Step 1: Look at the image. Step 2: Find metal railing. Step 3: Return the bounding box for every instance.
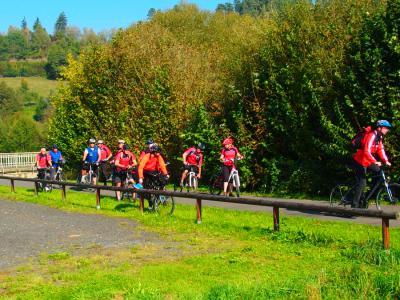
[0,152,36,173]
[0,175,398,250]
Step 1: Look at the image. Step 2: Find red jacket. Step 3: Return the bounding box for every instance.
[353,130,389,167]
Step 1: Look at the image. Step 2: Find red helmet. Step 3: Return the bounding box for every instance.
[222,138,233,145]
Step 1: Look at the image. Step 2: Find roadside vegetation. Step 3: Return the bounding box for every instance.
[48,0,400,198]
[0,186,399,299]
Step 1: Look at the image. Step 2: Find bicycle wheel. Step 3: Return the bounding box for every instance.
[329,184,353,207]
[191,175,198,192]
[45,173,52,192]
[233,174,240,197]
[376,183,400,210]
[152,194,175,216]
[209,175,222,195]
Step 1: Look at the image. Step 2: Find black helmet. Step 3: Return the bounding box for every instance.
[88,138,96,143]
[123,144,130,151]
[52,144,58,149]
[150,144,161,153]
[197,143,205,150]
[146,139,154,145]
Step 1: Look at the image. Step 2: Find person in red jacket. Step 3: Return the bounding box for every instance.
[114,144,137,201]
[138,144,169,186]
[97,140,112,186]
[352,120,392,208]
[180,143,205,186]
[220,138,243,196]
[36,147,52,191]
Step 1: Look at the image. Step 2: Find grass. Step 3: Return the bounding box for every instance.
[0,185,400,299]
[0,77,60,98]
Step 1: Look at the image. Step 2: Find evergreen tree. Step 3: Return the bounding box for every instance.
[54,12,67,39]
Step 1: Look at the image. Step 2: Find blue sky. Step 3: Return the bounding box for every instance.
[0,0,223,34]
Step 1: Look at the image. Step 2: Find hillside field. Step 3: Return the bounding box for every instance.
[0,77,60,98]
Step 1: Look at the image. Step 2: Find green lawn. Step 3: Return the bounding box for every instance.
[0,186,399,299]
[0,77,60,98]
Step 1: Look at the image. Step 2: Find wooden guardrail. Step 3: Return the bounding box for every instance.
[0,175,398,250]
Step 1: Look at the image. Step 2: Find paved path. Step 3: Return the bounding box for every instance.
[1,179,399,227]
[0,199,159,268]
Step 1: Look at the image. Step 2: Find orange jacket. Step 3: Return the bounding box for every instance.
[138,153,168,179]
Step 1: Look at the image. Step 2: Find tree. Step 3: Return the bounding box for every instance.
[54,12,67,39]
[7,26,26,59]
[0,82,23,116]
[45,41,68,79]
[31,18,51,58]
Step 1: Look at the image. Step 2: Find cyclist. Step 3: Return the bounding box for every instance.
[352,120,392,208]
[97,139,112,185]
[114,144,137,201]
[138,144,169,187]
[81,138,101,185]
[139,139,154,162]
[179,143,205,187]
[220,138,243,196]
[49,145,63,181]
[36,147,52,190]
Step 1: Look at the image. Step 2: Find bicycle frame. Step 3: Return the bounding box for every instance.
[362,170,387,203]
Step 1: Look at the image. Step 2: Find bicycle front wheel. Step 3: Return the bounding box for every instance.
[233,175,240,197]
[209,175,222,195]
[152,195,175,216]
[189,175,198,192]
[330,184,353,207]
[376,183,400,210]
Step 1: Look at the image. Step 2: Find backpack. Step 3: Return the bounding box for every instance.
[351,126,372,149]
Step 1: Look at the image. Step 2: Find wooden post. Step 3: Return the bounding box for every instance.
[34,182,38,196]
[96,188,101,210]
[139,194,144,213]
[273,206,280,231]
[61,184,66,201]
[10,179,15,193]
[382,218,390,250]
[196,198,202,224]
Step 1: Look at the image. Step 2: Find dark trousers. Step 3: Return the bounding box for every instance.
[98,162,109,185]
[353,162,380,208]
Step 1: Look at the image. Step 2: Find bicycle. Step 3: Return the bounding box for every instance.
[209,173,223,195]
[177,165,199,192]
[120,168,137,201]
[209,158,242,197]
[80,162,98,185]
[330,167,400,210]
[51,158,66,188]
[143,172,175,215]
[37,168,52,192]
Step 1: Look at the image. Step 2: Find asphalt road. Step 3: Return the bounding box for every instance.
[1,178,399,227]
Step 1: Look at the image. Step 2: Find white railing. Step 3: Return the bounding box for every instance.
[0,152,37,173]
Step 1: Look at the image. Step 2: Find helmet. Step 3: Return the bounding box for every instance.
[376,120,392,128]
[146,139,154,145]
[88,138,96,143]
[118,139,125,144]
[52,144,58,149]
[97,139,104,144]
[150,144,161,153]
[197,143,205,150]
[222,138,233,145]
[122,144,130,151]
